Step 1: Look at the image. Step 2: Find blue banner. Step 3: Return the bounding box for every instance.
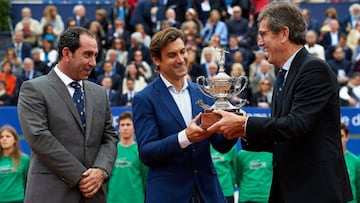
[1,106,360,155]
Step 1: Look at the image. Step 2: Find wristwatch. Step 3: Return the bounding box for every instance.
[102,169,109,181]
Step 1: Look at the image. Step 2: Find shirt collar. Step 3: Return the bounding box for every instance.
[54,65,83,87]
[160,74,189,92]
[282,47,302,72]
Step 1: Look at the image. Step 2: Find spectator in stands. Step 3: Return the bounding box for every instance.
[14,58,43,102]
[302,8,321,35]
[339,72,360,107]
[340,123,360,203]
[39,34,58,69]
[40,24,58,48]
[227,6,249,47]
[40,5,64,37]
[353,54,360,73]
[187,49,203,82]
[108,0,133,32]
[210,145,237,203]
[200,47,215,78]
[235,150,273,203]
[70,5,89,28]
[231,0,251,19]
[66,18,76,29]
[337,33,353,62]
[157,0,188,24]
[100,76,120,107]
[248,50,266,86]
[106,18,131,50]
[320,7,339,35]
[96,60,123,92]
[130,0,159,36]
[328,46,352,86]
[30,47,50,75]
[95,8,110,34]
[14,7,42,37]
[122,63,147,94]
[88,21,106,63]
[251,77,273,108]
[346,21,360,57]
[2,48,22,76]
[184,8,204,38]
[134,24,151,48]
[0,80,12,105]
[117,78,136,106]
[106,38,128,67]
[207,62,218,78]
[193,0,227,24]
[225,35,251,72]
[8,30,32,63]
[0,125,30,203]
[127,32,152,66]
[321,19,342,52]
[181,21,202,61]
[104,49,126,78]
[0,61,17,96]
[304,30,326,60]
[250,59,275,95]
[163,8,181,29]
[341,3,360,34]
[200,35,222,64]
[107,112,147,203]
[19,17,38,47]
[131,50,153,82]
[201,9,228,47]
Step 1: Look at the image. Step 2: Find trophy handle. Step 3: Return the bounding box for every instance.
[232,76,248,96]
[235,98,249,108]
[196,76,214,99]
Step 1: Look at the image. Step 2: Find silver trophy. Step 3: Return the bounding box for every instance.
[196,48,248,128]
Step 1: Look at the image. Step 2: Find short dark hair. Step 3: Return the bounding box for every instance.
[57,26,95,60]
[118,111,132,123]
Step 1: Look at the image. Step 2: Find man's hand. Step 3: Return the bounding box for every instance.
[186,113,212,142]
[207,109,247,139]
[78,168,105,198]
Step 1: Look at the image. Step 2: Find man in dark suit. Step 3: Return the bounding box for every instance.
[118,78,135,106]
[8,30,32,61]
[132,27,237,203]
[17,27,119,203]
[209,3,353,202]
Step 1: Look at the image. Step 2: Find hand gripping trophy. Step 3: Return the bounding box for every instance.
[196,48,248,129]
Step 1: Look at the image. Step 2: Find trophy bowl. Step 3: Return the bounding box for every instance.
[196,48,248,129]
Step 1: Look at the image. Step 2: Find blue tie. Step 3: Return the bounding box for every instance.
[276,69,287,105]
[70,82,86,129]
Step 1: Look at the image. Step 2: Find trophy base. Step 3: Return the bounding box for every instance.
[200,109,243,129]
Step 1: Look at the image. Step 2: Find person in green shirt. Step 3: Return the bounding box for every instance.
[0,125,30,203]
[235,150,272,203]
[211,145,237,203]
[107,112,147,203]
[341,123,360,203]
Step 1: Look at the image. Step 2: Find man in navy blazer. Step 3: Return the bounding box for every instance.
[132,27,237,203]
[210,3,353,203]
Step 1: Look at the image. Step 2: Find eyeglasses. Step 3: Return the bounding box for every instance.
[258,30,272,41]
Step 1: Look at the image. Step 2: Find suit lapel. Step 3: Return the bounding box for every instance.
[188,82,203,118]
[83,81,94,138]
[274,48,307,117]
[153,77,187,128]
[48,70,85,134]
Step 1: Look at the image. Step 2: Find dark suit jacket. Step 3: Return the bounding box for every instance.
[132,76,237,203]
[117,92,132,106]
[320,31,342,50]
[8,42,32,61]
[17,69,119,203]
[242,48,353,202]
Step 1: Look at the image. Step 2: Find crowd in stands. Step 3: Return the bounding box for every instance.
[1,0,360,108]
